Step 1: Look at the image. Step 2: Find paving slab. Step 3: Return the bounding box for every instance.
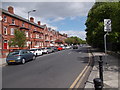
[85,49,119,89]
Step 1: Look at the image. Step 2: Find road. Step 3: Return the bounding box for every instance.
[2,46,90,88]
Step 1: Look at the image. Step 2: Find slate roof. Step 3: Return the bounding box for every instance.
[2,9,45,29]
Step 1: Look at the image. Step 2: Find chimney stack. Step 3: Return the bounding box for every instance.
[30,17,34,23]
[8,6,14,14]
[38,21,41,25]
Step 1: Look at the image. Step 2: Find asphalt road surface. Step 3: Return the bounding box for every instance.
[3,46,90,88]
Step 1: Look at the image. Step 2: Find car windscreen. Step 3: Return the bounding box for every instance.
[29,49,36,51]
[37,49,41,50]
[41,48,45,50]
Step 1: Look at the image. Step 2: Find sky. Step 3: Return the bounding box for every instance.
[2,1,95,40]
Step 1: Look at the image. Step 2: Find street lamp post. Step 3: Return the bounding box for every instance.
[27,10,36,49]
[28,10,36,21]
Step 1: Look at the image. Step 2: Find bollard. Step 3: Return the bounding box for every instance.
[99,56,103,83]
[93,78,103,90]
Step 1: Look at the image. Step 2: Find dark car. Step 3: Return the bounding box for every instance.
[6,50,36,65]
[50,46,58,52]
[72,45,78,49]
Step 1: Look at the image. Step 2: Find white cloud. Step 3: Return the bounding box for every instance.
[60,30,86,40]
[50,17,65,22]
[70,16,76,20]
[2,0,96,2]
[2,2,90,42]
[2,2,94,18]
[2,2,94,32]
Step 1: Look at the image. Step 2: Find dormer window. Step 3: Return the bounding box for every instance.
[3,16,7,22]
[12,19,15,24]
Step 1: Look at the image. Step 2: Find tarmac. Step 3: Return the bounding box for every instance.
[85,48,120,89]
[0,48,119,89]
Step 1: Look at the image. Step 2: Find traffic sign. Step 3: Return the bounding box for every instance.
[104,19,111,32]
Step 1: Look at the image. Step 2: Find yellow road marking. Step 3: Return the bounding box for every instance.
[69,53,91,89]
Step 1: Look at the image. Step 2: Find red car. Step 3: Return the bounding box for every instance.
[56,46,63,51]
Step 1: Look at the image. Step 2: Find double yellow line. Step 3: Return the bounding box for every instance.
[69,53,91,90]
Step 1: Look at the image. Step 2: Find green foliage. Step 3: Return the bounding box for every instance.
[65,36,86,45]
[86,2,120,52]
[8,29,26,48]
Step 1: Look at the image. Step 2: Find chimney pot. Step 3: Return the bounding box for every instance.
[38,21,41,25]
[30,17,34,22]
[8,6,14,14]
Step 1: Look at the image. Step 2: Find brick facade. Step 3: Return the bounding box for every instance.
[0,6,67,57]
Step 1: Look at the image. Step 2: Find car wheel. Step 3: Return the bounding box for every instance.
[7,63,11,65]
[32,56,36,60]
[36,53,38,56]
[21,58,26,64]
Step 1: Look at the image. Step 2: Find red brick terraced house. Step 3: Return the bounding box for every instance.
[0,6,67,58]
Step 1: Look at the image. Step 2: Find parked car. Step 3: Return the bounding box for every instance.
[56,46,63,51]
[61,46,66,50]
[6,50,36,65]
[50,46,58,52]
[72,45,78,49]
[65,46,71,49]
[46,47,53,53]
[29,48,43,56]
[41,47,53,54]
[41,47,48,54]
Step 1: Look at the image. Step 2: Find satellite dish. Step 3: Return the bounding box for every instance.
[0,16,2,21]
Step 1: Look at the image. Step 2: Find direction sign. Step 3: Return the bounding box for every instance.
[104,19,111,32]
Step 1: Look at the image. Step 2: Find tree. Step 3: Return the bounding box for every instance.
[65,36,86,45]
[8,29,26,49]
[85,2,120,52]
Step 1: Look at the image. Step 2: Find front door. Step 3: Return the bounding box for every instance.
[4,40,7,49]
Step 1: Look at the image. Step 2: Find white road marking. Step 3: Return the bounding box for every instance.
[68,52,71,54]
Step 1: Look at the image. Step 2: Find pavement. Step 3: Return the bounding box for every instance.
[0,58,6,66]
[85,48,120,89]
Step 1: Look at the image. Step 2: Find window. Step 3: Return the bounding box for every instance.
[10,28,14,35]
[34,28,36,31]
[25,31,29,37]
[3,27,7,35]
[22,22,24,27]
[12,19,15,24]
[36,34,39,38]
[26,41,29,46]
[30,34,32,38]
[3,16,7,22]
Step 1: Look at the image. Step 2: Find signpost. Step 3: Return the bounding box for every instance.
[104,19,111,54]
[93,19,112,90]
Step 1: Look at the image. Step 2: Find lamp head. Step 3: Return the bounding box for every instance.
[33,10,36,12]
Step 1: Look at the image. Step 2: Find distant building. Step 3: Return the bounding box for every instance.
[1,6,67,57]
